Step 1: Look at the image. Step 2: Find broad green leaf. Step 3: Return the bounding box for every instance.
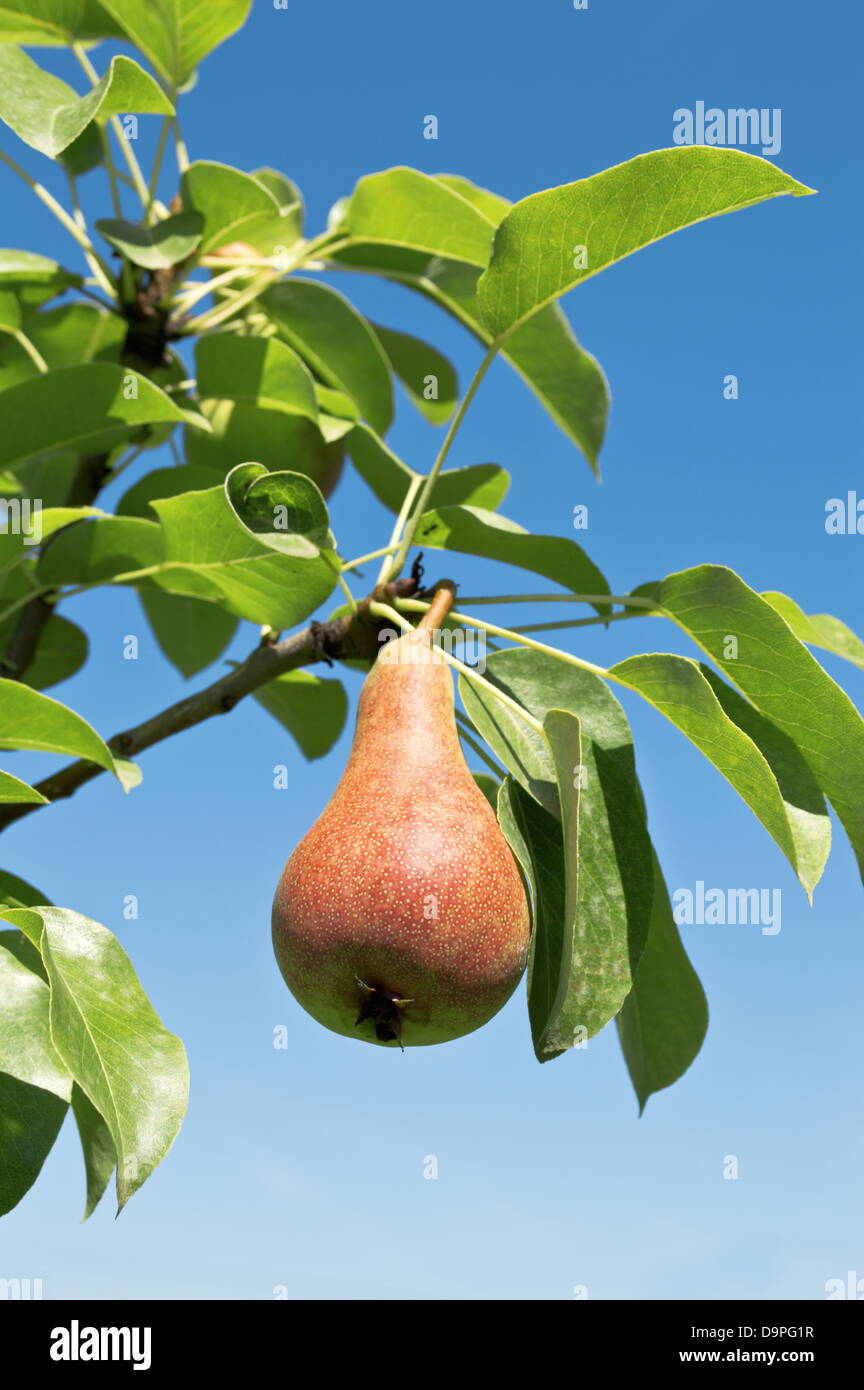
[415,505,611,614]
[0,2,123,46]
[346,422,509,514]
[59,120,102,176]
[497,777,569,1053]
[0,1069,67,1215]
[1,503,100,577]
[262,280,393,435]
[344,166,495,267]
[0,769,48,804]
[0,48,173,159]
[0,302,125,392]
[149,480,338,628]
[372,323,457,425]
[0,868,49,910]
[184,399,343,493]
[196,333,319,424]
[762,591,864,673]
[117,464,224,518]
[0,940,71,1097]
[478,148,815,339]
[225,462,332,551]
[700,664,831,899]
[96,0,251,88]
[644,566,864,884]
[466,650,654,1053]
[251,670,347,760]
[0,363,206,472]
[180,161,290,255]
[0,937,71,1215]
[328,214,609,472]
[38,515,164,587]
[252,166,304,244]
[0,288,20,330]
[0,249,82,305]
[609,652,822,896]
[0,681,131,785]
[5,906,188,1212]
[616,847,709,1112]
[95,212,202,270]
[435,172,510,221]
[71,1083,115,1220]
[141,591,237,679]
[23,615,89,691]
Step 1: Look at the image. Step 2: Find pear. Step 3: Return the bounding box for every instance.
[271,591,530,1047]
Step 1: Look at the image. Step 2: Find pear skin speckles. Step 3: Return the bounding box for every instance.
[272,630,530,1047]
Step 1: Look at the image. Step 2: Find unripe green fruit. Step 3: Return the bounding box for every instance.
[271,625,530,1046]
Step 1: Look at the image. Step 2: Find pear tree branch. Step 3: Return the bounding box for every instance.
[0,580,421,835]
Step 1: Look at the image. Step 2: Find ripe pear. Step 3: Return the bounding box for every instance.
[271,596,530,1047]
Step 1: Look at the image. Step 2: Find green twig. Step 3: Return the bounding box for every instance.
[0,148,115,294]
[384,341,500,582]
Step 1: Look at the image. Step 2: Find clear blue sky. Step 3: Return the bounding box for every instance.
[1,0,861,1299]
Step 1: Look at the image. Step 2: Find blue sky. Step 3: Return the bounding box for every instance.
[1,0,861,1298]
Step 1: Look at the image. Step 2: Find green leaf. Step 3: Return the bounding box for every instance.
[0,868,49,911]
[0,769,48,804]
[415,505,611,614]
[0,301,125,392]
[252,166,304,243]
[38,515,164,587]
[70,1083,115,1220]
[466,650,655,1054]
[478,148,815,339]
[180,161,290,255]
[0,680,132,786]
[328,208,609,473]
[346,422,509,514]
[700,664,831,899]
[95,211,202,270]
[0,937,71,1215]
[0,288,20,330]
[4,906,188,1212]
[140,591,237,679]
[195,332,319,423]
[0,363,206,473]
[95,0,251,88]
[24,615,89,691]
[148,476,338,628]
[117,464,224,519]
[251,670,347,760]
[0,249,82,305]
[616,847,709,1113]
[609,652,827,898]
[762,591,864,673]
[0,2,123,46]
[0,48,173,159]
[641,566,864,885]
[184,400,343,494]
[262,280,393,435]
[225,462,332,551]
[344,166,495,267]
[371,323,457,425]
[0,940,71,1098]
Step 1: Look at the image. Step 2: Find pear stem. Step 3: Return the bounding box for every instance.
[368,601,544,735]
[417,582,456,630]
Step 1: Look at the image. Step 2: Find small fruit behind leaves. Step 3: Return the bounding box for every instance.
[271,594,530,1047]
